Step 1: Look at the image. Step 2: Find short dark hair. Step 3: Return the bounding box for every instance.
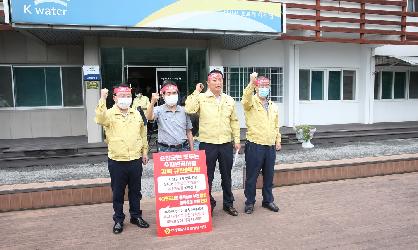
[208,69,224,78]
[160,80,178,94]
[162,80,177,88]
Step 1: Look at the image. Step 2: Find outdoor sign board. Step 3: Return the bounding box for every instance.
[9,0,284,34]
[153,150,212,237]
[82,65,101,81]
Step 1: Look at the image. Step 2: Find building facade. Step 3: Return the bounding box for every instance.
[0,0,418,142]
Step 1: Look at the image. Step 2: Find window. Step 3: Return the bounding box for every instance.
[299,69,356,101]
[188,49,207,94]
[311,71,324,100]
[343,70,356,100]
[410,71,418,98]
[374,72,380,100]
[408,0,418,12]
[101,48,123,92]
[225,67,241,100]
[375,71,409,100]
[299,69,310,100]
[14,67,49,107]
[224,67,283,102]
[381,71,393,99]
[0,66,13,107]
[62,67,83,106]
[45,67,62,106]
[328,71,341,100]
[394,72,406,99]
[0,66,82,108]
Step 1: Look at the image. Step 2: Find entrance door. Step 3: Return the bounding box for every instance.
[156,67,187,104]
[125,66,156,98]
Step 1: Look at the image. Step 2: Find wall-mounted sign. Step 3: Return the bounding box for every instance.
[86,81,99,90]
[82,65,101,81]
[153,150,212,237]
[9,0,284,34]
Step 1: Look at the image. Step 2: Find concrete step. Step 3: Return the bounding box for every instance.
[0,152,108,168]
[281,126,418,148]
[1,153,417,212]
[2,123,418,168]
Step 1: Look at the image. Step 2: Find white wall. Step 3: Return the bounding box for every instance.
[298,43,365,125]
[221,39,286,127]
[221,39,286,66]
[375,45,418,57]
[0,109,86,139]
[373,65,418,123]
[299,43,361,68]
[374,100,418,123]
[299,102,362,125]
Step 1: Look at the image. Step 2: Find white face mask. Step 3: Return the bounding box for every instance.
[117,97,132,109]
[164,94,178,106]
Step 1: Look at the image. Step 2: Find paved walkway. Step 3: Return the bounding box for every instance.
[2,172,418,249]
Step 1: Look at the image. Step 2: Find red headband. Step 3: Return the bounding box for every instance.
[256,77,270,86]
[208,72,223,81]
[113,86,131,94]
[160,84,178,95]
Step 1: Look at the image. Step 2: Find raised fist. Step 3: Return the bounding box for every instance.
[250,72,258,85]
[195,83,204,93]
[151,93,160,104]
[100,88,109,99]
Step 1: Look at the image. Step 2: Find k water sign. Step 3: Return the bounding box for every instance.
[8,0,284,34]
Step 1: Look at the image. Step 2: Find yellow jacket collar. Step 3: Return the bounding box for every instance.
[205,89,224,98]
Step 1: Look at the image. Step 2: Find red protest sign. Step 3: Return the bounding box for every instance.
[153,150,212,237]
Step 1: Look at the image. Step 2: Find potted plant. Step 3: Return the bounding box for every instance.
[294,125,316,148]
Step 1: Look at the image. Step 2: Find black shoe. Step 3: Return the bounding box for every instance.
[223,205,238,216]
[130,217,150,228]
[245,204,254,214]
[113,222,123,234]
[262,202,279,212]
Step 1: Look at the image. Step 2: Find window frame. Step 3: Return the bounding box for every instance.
[224,66,284,102]
[374,70,409,101]
[408,0,418,12]
[0,65,15,110]
[0,65,84,110]
[409,70,418,99]
[299,68,358,102]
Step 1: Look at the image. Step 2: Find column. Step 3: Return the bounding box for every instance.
[359,45,375,124]
[283,41,300,127]
[84,36,102,143]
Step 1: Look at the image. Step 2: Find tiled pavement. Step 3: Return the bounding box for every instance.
[2,172,418,250]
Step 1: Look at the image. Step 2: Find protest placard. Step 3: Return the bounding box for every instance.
[153,150,212,237]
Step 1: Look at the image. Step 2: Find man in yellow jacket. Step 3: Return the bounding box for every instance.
[185,69,241,216]
[241,73,281,214]
[132,87,150,111]
[95,84,149,234]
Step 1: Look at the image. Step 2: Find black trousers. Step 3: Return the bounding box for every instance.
[244,141,276,205]
[199,142,234,208]
[108,158,143,223]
